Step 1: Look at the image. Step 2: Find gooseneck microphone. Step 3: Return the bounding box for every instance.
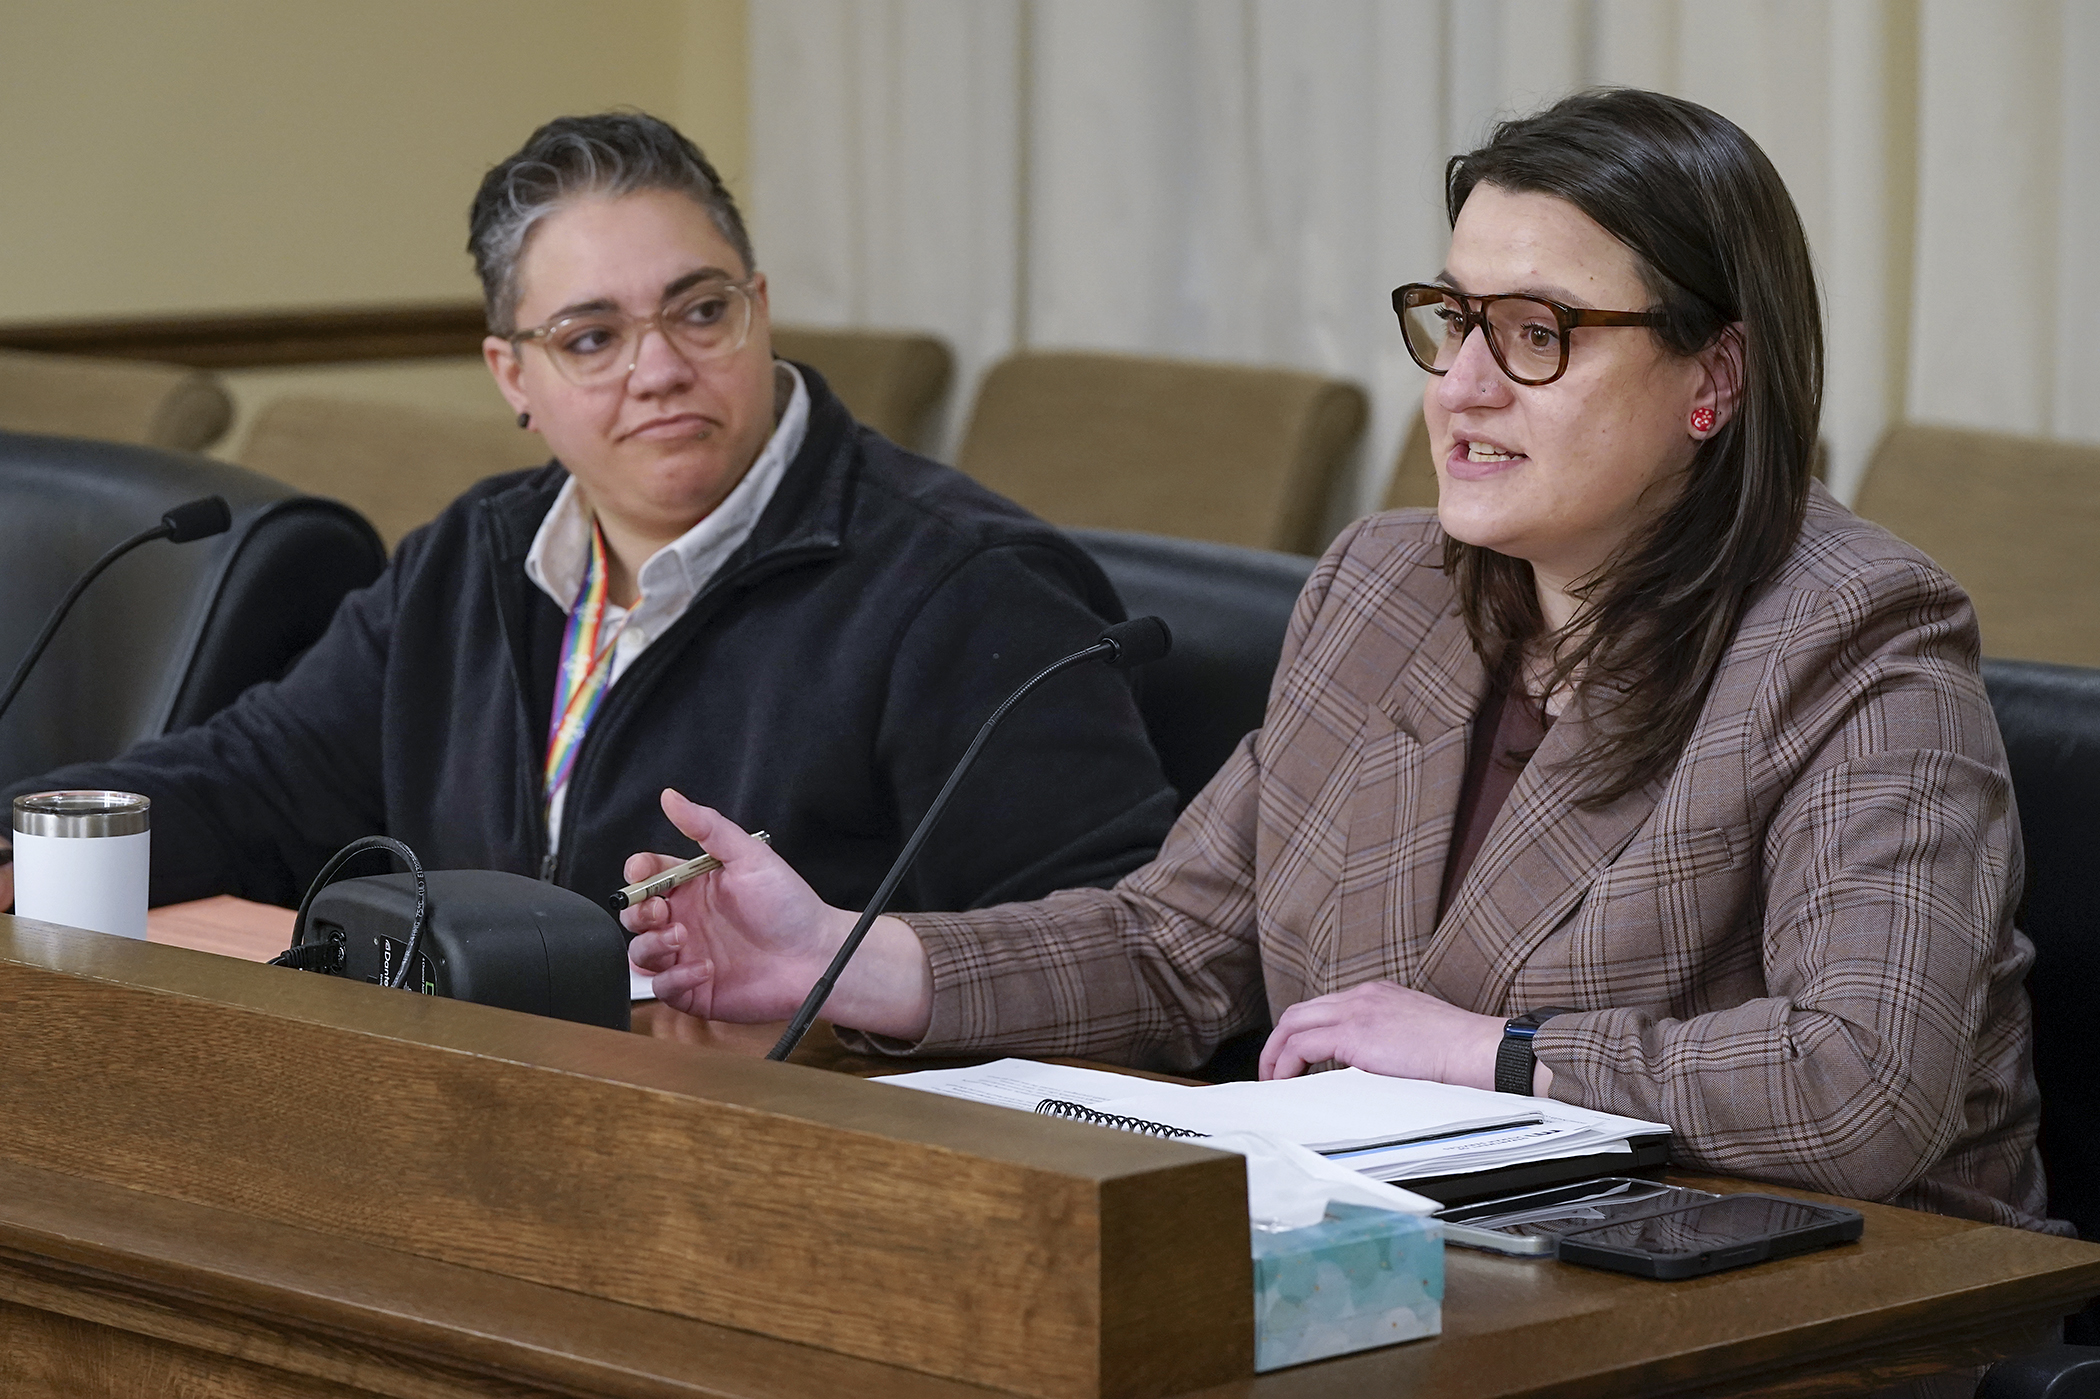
[0,496,233,726]
[767,615,1173,1061]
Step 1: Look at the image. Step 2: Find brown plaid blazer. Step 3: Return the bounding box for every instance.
[873,488,2057,1232]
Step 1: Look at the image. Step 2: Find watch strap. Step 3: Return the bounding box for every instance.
[1496,1007,1577,1095]
[1494,1031,1537,1096]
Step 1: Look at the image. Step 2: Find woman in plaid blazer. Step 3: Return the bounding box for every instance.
[625,91,2053,1232]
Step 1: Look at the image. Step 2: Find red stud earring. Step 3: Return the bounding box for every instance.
[1690,407,1717,435]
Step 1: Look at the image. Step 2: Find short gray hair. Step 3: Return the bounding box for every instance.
[468,111,755,335]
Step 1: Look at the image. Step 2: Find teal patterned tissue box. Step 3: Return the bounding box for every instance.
[1250,1202,1443,1371]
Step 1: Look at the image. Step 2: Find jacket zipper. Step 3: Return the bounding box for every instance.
[533,546,835,890]
[485,497,563,888]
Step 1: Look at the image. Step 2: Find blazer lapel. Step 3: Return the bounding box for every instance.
[1423,685,1662,1013]
[1327,608,1487,994]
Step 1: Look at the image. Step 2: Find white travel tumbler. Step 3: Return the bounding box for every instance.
[11,790,151,940]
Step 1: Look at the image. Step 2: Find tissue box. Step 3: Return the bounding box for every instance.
[1250,1202,1443,1371]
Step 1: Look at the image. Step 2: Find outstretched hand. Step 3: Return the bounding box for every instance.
[621,791,850,1021]
[621,790,934,1039]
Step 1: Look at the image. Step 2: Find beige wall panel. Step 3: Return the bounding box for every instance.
[0,0,749,322]
[680,0,751,191]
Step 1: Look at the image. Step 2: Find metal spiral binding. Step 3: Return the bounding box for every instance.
[1032,1099,1210,1139]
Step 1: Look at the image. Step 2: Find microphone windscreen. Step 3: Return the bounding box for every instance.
[162,496,232,543]
[1101,615,1172,670]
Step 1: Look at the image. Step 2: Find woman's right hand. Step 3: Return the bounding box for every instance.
[621,790,933,1038]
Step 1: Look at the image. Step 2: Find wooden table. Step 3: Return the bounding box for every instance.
[73,897,2100,1398]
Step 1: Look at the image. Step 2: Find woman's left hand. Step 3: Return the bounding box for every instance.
[1258,980,1517,1091]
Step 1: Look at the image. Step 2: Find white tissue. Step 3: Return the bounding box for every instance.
[1201,1129,1439,1230]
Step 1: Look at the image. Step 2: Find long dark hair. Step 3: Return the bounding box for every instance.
[1443,89,1821,807]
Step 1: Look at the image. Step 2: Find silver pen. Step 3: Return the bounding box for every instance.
[607,830,771,912]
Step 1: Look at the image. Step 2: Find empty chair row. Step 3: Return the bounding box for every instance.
[0,347,232,452]
[0,332,1371,556]
[4,333,2095,667]
[231,339,1370,558]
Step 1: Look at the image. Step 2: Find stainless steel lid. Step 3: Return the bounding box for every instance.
[12,790,151,838]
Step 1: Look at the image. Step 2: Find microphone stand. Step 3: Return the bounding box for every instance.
[0,497,232,727]
[767,617,1170,1061]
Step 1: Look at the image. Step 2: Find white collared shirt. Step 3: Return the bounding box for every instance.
[525,361,810,852]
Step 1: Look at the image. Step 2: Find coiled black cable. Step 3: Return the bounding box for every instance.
[268,836,427,990]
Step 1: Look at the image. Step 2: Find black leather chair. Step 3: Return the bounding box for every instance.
[1982,1346,2100,1399]
[1070,528,1314,1082]
[0,431,386,789]
[1975,659,2100,1399]
[1985,660,2100,1266]
[1069,528,1316,808]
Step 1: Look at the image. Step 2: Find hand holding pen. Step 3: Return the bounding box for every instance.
[609,829,771,912]
[620,791,930,1032]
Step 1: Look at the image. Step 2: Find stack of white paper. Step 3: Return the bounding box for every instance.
[878,1060,1668,1184]
[1087,1069,1666,1182]
[875,1058,1141,1111]
[877,1058,1663,1176]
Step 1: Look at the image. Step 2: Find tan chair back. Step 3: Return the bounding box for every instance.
[1853,422,2100,666]
[238,397,547,549]
[0,347,232,451]
[770,327,953,453]
[955,351,1366,554]
[1384,409,1439,511]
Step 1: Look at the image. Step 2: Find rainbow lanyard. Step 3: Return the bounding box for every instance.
[543,520,630,816]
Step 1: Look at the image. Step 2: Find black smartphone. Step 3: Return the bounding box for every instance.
[1435,1178,1719,1256]
[1554,1193,1864,1279]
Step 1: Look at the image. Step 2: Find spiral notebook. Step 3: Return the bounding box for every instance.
[1031,1084,1542,1152]
[881,1060,1672,1205]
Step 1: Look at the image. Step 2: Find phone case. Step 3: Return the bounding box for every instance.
[1554,1193,1864,1280]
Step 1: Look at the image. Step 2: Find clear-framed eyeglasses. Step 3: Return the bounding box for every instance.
[509,276,757,387]
[1391,282,1665,387]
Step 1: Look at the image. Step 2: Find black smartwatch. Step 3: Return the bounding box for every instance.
[1496,1007,1578,1095]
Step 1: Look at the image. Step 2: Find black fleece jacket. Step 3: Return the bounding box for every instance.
[8,368,1178,914]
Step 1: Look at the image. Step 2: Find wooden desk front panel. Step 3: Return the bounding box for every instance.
[6,1142,2098,1399]
[0,916,1253,1399]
